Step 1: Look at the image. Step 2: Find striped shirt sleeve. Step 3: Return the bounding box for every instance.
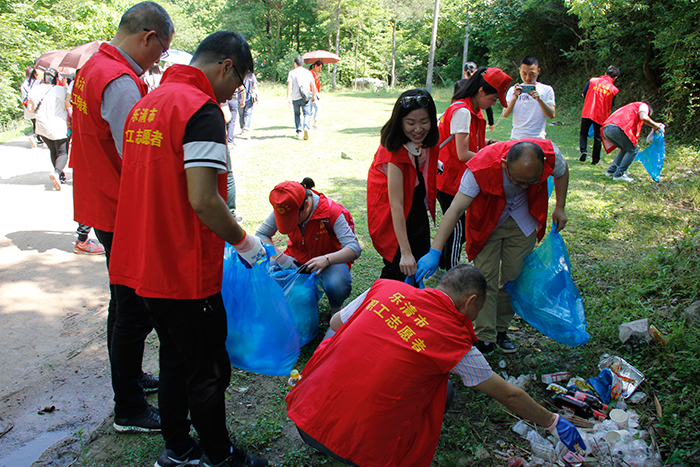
[183,103,228,174]
[450,347,494,387]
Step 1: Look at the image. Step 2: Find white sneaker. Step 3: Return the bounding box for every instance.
[605,172,614,177]
[613,173,634,182]
[297,132,303,140]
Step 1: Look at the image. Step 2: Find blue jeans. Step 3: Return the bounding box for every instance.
[292,99,312,133]
[604,124,639,177]
[226,100,239,143]
[238,99,254,131]
[311,99,320,123]
[319,263,352,309]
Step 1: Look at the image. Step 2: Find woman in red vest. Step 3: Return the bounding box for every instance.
[367,89,440,283]
[437,67,511,272]
[603,102,662,182]
[257,178,361,312]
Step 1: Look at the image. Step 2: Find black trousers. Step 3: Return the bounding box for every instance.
[579,118,603,164]
[44,137,68,174]
[94,229,152,419]
[437,190,466,271]
[138,291,239,463]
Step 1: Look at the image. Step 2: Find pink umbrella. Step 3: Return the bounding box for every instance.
[35,50,70,71]
[58,40,106,70]
[302,50,341,64]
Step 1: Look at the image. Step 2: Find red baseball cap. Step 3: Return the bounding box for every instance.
[269,181,306,234]
[483,67,512,107]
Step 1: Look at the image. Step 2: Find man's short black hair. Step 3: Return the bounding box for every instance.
[506,141,545,164]
[43,68,58,85]
[119,1,174,41]
[520,55,539,67]
[606,66,620,79]
[438,265,487,307]
[192,31,254,77]
[294,55,304,67]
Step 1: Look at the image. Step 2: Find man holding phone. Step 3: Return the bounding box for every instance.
[503,56,556,140]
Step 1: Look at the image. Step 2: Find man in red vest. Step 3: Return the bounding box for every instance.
[579,66,620,165]
[287,265,586,467]
[602,102,663,182]
[416,140,569,355]
[109,31,268,467]
[70,1,174,433]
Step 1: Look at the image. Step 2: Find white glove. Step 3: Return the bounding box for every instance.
[274,254,298,270]
[233,233,267,267]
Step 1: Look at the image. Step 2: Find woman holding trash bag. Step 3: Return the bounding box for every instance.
[602,102,663,183]
[438,67,511,273]
[256,178,361,313]
[366,89,440,283]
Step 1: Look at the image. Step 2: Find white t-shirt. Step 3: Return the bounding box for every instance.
[27,84,68,141]
[506,82,555,140]
[287,66,314,101]
[450,108,472,135]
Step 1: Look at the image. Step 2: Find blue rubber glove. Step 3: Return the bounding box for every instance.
[404,275,425,289]
[415,248,442,283]
[548,414,587,453]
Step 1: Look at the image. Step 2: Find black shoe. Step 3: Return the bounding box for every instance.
[496,332,517,353]
[114,405,161,433]
[59,172,66,183]
[155,439,203,467]
[140,372,159,394]
[591,159,600,165]
[200,451,268,467]
[473,340,494,355]
[579,152,587,162]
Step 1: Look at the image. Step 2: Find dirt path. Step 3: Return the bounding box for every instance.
[0,138,157,466]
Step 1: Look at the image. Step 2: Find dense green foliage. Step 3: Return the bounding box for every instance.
[2,0,700,139]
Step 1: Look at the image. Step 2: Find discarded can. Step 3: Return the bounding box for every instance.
[541,371,571,384]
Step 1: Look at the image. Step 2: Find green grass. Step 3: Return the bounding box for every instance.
[67,82,700,466]
[0,118,32,144]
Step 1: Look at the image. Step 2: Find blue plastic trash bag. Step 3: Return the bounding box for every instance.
[268,266,321,346]
[588,123,594,139]
[221,243,300,376]
[503,230,589,346]
[635,131,666,182]
[547,176,554,199]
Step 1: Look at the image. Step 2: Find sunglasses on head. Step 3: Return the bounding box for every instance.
[399,95,430,108]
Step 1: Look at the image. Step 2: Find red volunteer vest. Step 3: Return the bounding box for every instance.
[367,145,438,261]
[284,191,351,265]
[437,98,486,195]
[287,279,477,467]
[71,43,148,231]
[602,102,646,153]
[109,65,227,300]
[581,75,619,125]
[465,139,556,261]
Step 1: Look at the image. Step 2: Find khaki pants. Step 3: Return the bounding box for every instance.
[472,217,537,342]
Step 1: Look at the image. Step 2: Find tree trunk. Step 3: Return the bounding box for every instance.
[391,17,396,88]
[332,0,342,91]
[425,0,440,92]
[462,17,469,73]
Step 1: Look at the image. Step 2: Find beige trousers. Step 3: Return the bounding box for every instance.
[472,217,537,342]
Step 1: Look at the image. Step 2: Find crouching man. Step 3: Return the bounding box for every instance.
[286,265,585,467]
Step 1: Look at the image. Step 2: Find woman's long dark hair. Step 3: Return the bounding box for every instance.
[452,67,497,103]
[380,88,439,152]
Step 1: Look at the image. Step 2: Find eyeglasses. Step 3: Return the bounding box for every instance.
[504,163,540,188]
[399,95,430,109]
[217,60,245,87]
[143,29,169,59]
